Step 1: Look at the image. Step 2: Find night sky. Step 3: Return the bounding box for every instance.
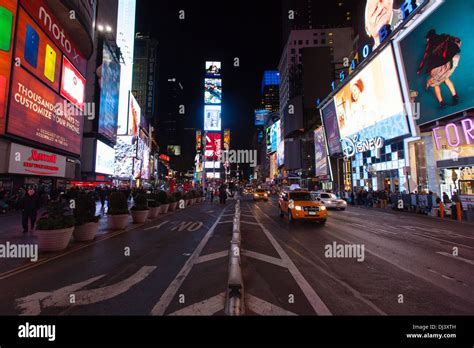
[135,0,283,171]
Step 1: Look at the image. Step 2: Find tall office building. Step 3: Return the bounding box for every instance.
[261,70,280,113]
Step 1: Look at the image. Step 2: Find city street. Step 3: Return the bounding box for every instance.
[0,196,472,316]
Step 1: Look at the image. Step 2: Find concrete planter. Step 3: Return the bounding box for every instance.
[73,222,98,242]
[185,199,191,206]
[148,207,160,219]
[37,227,74,252]
[107,214,129,230]
[160,204,170,214]
[168,202,178,212]
[131,210,149,223]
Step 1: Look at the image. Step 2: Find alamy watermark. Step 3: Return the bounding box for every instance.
[219,149,257,167]
[324,242,365,262]
[54,101,95,120]
[0,242,38,262]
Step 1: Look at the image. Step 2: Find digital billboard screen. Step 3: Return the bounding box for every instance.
[321,101,342,156]
[7,66,83,155]
[204,78,222,104]
[255,109,268,126]
[397,0,474,125]
[168,145,181,156]
[277,140,284,167]
[267,120,280,153]
[95,140,115,175]
[60,56,85,111]
[128,92,140,138]
[205,61,221,77]
[0,0,17,134]
[205,132,221,160]
[314,127,328,178]
[204,105,221,131]
[98,44,120,142]
[334,46,409,142]
[114,135,134,178]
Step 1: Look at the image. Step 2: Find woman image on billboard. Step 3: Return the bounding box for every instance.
[417,29,461,109]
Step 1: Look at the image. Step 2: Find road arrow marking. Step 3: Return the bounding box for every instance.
[16,266,157,315]
[242,250,286,268]
[246,294,296,316]
[195,250,228,264]
[144,220,169,231]
[169,292,225,315]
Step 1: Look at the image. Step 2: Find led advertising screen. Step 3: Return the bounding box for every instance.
[7,66,83,155]
[363,0,425,51]
[196,130,202,151]
[205,132,221,160]
[334,46,409,142]
[95,139,115,175]
[205,61,221,77]
[204,161,221,169]
[224,129,230,150]
[128,92,140,138]
[277,140,284,167]
[204,105,221,131]
[321,101,342,155]
[204,78,222,104]
[314,127,328,178]
[60,56,85,111]
[168,145,181,156]
[141,143,150,180]
[114,135,134,178]
[98,44,120,142]
[14,7,61,91]
[255,109,268,126]
[0,0,17,134]
[397,0,474,125]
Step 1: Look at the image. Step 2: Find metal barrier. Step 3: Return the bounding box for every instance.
[225,199,244,315]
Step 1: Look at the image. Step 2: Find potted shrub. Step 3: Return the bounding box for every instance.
[36,201,75,252]
[157,190,169,214]
[199,190,205,202]
[147,194,160,219]
[73,192,100,242]
[131,193,149,223]
[107,192,129,230]
[174,191,185,209]
[185,191,193,206]
[190,190,197,204]
[167,194,178,212]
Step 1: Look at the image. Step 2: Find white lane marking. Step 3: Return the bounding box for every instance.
[436,252,474,266]
[217,220,234,224]
[240,221,260,226]
[150,209,227,315]
[246,293,297,316]
[240,213,255,218]
[195,250,228,264]
[252,205,332,315]
[16,266,156,315]
[242,250,286,268]
[144,220,169,231]
[169,292,226,315]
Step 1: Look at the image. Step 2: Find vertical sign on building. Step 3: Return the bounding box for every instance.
[146,42,156,118]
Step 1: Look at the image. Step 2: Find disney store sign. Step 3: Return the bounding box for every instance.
[341,134,384,158]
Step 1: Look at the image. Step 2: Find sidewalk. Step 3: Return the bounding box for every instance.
[350,204,474,226]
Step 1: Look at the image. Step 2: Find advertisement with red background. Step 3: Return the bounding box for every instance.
[60,56,85,110]
[0,0,18,134]
[205,132,221,160]
[7,67,83,155]
[15,7,61,92]
[19,0,87,75]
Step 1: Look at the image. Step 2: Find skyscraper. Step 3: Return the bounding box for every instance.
[261,70,280,113]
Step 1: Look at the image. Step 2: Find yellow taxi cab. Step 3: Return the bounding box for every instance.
[254,188,269,201]
[279,189,327,224]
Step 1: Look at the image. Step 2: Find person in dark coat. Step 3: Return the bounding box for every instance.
[20,187,40,233]
[219,185,227,204]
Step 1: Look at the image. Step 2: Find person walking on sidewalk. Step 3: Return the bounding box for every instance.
[19,187,40,234]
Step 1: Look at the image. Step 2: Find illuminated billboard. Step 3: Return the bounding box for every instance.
[396,0,474,125]
[205,61,221,77]
[204,161,221,169]
[334,46,409,142]
[314,127,328,178]
[267,120,281,153]
[98,44,120,142]
[277,140,284,167]
[128,92,140,138]
[204,78,222,104]
[204,105,221,131]
[0,0,17,134]
[95,140,115,175]
[168,145,181,156]
[196,130,202,151]
[321,101,342,156]
[114,135,134,178]
[205,132,221,160]
[255,109,268,126]
[60,56,85,111]
[224,129,230,150]
[7,67,83,155]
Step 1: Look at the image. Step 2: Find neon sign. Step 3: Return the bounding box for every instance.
[341,134,384,158]
[433,118,473,150]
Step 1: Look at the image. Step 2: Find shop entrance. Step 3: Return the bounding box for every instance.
[378,170,400,192]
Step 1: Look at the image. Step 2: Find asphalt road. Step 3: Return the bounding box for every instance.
[0,195,472,316]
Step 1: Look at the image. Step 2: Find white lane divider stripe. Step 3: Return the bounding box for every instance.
[436,252,474,266]
[168,292,226,316]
